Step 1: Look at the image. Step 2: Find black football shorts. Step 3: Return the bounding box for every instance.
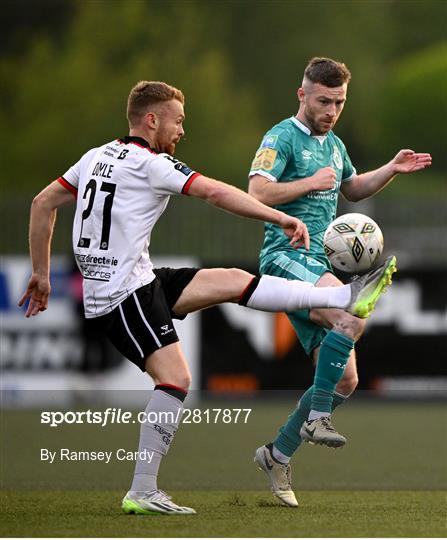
[91,267,199,371]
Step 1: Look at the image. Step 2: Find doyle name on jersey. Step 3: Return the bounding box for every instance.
[59,137,200,318]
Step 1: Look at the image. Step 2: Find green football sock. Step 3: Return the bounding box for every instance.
[310,330,354,415]
[273,387,347,457]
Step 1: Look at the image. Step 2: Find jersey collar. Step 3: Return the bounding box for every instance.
[290,116,311,135]
[290,116,328,144]
[119,135,159,152]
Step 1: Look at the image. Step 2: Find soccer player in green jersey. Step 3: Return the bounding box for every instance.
[249,57,432,507]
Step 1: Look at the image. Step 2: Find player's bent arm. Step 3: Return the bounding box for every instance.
[187,174,310,249]
[341,149,432,202]
[18,181,75,317]
[248,167,336,206]
[341,164,397,202]
[29,181,75,275]
[248,174,315,206]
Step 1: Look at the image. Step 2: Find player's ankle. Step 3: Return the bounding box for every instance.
[308,410,330,421]
[271,444,291,464]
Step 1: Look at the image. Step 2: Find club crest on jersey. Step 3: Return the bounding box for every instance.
[261,134,278,149]
[332,146,343,169]
[301,149,313,160]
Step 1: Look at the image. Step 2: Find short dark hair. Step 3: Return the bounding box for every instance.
[127,81,185,126]
[304,57,351,87]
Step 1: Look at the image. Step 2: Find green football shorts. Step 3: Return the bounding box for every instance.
[259,250,332,356]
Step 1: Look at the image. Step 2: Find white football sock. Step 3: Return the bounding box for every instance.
[272,445,291,464]
[245,275,351,312]
[130,387,185,493]
[308,410,331,421]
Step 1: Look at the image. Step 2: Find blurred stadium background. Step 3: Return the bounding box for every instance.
[1,0,446,516]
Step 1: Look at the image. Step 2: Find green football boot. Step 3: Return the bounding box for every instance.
[348,255,397,318]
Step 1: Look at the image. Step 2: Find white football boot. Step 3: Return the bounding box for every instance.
[300,415,346,448]
[254,444,298,507]
[122,489,196,515]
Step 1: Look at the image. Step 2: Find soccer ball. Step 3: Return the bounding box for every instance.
[323,213,384,274]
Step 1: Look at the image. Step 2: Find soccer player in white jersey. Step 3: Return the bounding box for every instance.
[249,58,431,507]
[20,81,396,514]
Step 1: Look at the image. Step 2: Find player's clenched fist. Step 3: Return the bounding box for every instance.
[278,214,310,250]
[310,166,337,191]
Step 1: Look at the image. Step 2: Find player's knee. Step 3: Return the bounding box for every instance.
[182,375,192,391]
[225,268,255,299]
[168,372,191,391]
[337,372,359,395]
[333,312,365,341]
[154,367,191,391]
[353,317,366,339]
[179,370,192,390]
[227,267,253,284]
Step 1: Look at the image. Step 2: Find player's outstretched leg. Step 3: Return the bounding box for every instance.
[239,256,396,317]
[254,444,298,507]
[347,255,397,318]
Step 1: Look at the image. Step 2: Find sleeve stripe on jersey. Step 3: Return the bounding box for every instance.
[342,169,357,182]
[181,172,201,195]
[57,176,78,196]
[248,170,278,182]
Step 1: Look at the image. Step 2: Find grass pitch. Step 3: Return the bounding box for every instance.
[1,401,446,536]
[1,490,445,537]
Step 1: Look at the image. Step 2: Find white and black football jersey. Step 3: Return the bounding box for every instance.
[58,136,200,318]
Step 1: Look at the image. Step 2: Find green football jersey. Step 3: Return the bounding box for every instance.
[249,116,356,264]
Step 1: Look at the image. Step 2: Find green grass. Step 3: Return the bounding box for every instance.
[1,401,446,536]
[1,490,445,537]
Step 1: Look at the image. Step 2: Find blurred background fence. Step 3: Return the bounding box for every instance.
[3,195,446,267]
